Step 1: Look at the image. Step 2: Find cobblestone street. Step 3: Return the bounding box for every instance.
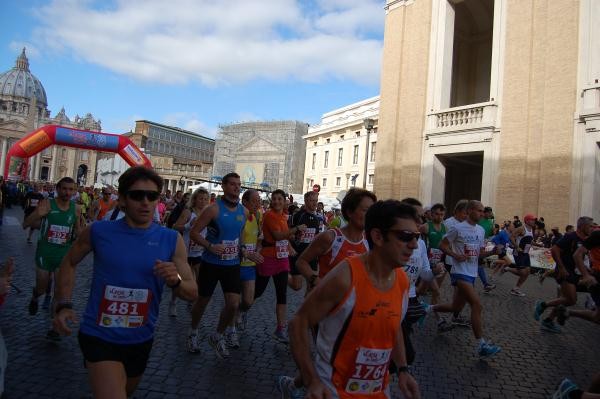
[1,207,598,398]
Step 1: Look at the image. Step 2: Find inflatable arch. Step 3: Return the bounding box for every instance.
[3,125,152,181]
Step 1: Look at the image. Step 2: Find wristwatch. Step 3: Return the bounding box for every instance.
[167,274,182,289]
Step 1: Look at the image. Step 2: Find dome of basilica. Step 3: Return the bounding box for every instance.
[0,48,48,107]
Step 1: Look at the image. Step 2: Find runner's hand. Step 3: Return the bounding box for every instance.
[154,259,180,286]
[246,252,264,264]
[398,372,420,399]
[453,253,467,262]
[209,243,225,255]
[36,200,51,217]
[305,380,333,399]
[580,274,598,288]
[53,309,78,336]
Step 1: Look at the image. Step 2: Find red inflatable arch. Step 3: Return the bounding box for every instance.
[3,125,152,181]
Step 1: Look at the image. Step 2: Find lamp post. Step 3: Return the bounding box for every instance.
[362,118,374,189]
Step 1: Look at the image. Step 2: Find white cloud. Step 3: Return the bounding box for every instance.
[32,0,384,86]
[9,41,41,59]
[162,112,216,138]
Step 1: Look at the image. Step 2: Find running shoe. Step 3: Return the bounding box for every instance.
[276,375,305,399]
[41,295,52,310]
[46,329,61,342]
[208,334,230,359]
[551,378,579,399]
[225,330,240,349]
[478,342,501,358]
[28,298,39,316]
[484,284,496,294]
[540,319,561,333]
[236,312,248,332]
[510,288,526,297]
[533,300,546,321]
[556,305,569,326]
[451,315,471,327]
[273,328,290,344]
[437,319,454,333]
[186,333,201,353]
[585,294,597,311]
[168,301,177,317]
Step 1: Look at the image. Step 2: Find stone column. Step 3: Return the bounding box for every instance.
[0,137,7,177]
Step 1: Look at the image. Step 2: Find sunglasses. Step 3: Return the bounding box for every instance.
[387,229,421,242]
[127,190,160,202]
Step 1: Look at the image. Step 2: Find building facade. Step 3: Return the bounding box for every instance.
[213,121,308,193]
[375,0,600,226]
[125,120,215,193]
[0,49,102,185]
[303,96,378,198]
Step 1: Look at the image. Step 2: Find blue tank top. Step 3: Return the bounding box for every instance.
[80,219,178,344]
[201,198,246,266]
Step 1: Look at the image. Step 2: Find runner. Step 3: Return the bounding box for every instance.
[187,172,246,359]
[23,183,44,244]
[277,187,376,398]
[428,200,501,358]
[534,216,594,333]
[172,187,210,318]
[503,213,537,296]
[555,226,600,326]
[288,191,322,291]
[53,166,197,399]
[23,176,83,340]
[231,189,264,337]
[287,200,420,399]
[93,188,116,222]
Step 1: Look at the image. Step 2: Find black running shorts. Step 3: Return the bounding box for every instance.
[197,262,241,296]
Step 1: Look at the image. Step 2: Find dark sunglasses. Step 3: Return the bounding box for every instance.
[127,190,160,202]
[387,229,421,242]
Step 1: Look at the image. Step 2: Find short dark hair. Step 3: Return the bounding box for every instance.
[222,172,240,185]
[400,197,422,207]
[341,188,377,220]
[271,189,287,200]
[56,176,75,189]
[431,203,446,213]
[118,166,163,196]
[365,200,417,248]
[242,189,258,203]
[454,199,469,214]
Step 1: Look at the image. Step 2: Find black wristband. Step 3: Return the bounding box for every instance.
[397,366,409,374]
[55,302,73,315]
[167,274,182,289]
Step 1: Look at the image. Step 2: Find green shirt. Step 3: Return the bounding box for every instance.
[37,199,77,258]
[478,217,494,238]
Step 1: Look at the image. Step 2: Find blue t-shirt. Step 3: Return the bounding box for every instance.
[80,219,178,344]
[491,229,511,247]
[202,199,246,266]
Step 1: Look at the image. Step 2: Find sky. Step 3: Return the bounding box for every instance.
[0,0,384,138]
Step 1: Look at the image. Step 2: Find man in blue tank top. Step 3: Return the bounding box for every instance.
[53,166,197,399]
[188,172,248,359]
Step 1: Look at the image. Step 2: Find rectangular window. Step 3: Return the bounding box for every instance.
[355,131,360,137]
[312,153,316,170]
[370,142,376,162]
[353,145,359,165]
[322,178,327,187]
[313,141,317,147]
[80,151,89,161]
[336,177,341,186]
[368,174,374,185]
[324,151,329,168]
[337,148,343,166]
[326,138,330,144]
[340,135,344,141]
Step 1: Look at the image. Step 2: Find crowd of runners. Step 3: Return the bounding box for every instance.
[0,168,598,398]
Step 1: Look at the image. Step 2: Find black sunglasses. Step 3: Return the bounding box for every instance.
[387,229,421,242]
[127,190,160,202]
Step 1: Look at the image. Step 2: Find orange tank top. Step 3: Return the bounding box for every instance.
[97,199,115,221]
[315,256,409,398]
[318,228,369,278]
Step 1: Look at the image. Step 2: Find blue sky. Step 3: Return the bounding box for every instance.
[0,0,384,138]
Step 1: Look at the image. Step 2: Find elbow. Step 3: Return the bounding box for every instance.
[183,285,198,302]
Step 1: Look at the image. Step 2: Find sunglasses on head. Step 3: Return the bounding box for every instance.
[127,190,160,202]
[387,229,421,242]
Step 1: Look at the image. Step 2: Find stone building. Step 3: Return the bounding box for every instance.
[303,96,378,198]
[375,0,600,226]
[0,48,102,185]
[124,120,215,193]
[213,121,308,193]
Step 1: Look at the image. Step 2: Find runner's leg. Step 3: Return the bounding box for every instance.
[87,361,128,399]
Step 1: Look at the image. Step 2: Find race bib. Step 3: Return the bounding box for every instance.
[30,199,39,207]
[189,240,204,254]
[299,228,316,244]
[97,285,151,328]
[345,347,391,394]
[464,243,479,260]
[429,248,443,264]
[47,224,70,245]
[276,240,289,259]
[221,239,239,261]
